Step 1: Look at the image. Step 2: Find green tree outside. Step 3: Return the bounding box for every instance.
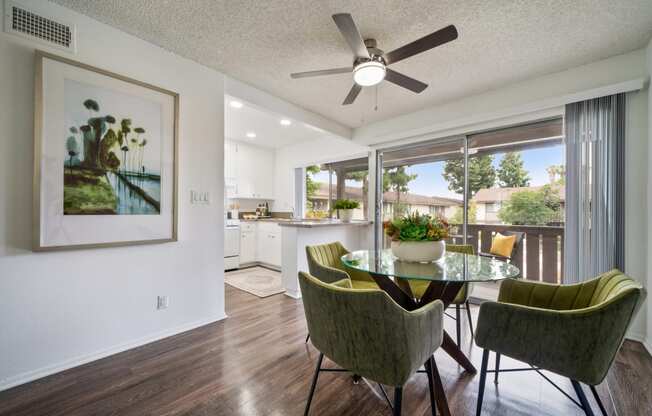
[443,155,495,196]
[450,201,477,224]
[305,165,321,210]
[498,189,556,225]
[497,152,530,187]
[383,167,417,217]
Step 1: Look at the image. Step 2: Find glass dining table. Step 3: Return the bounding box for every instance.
[341,249,520,375]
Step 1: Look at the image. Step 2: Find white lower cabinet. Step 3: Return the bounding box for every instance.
[240,227,256,264]
[240,222,281,268]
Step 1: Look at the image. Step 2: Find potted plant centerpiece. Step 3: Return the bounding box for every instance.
[333,199,360,222]
[384,213,449,262]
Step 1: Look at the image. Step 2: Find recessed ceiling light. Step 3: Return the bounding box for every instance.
[280,119,292,126]
[230,101,243,109]
[246,132,256,138]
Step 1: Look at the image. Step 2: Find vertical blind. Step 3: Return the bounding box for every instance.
[564,93,625,283]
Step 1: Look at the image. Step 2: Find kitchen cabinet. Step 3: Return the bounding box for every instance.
[229,141,275,199]
[239,222,281,268]
[240,222,256,264]
[255,222,282,267]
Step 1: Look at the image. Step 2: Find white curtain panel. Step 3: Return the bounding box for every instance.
[564,94,625,283]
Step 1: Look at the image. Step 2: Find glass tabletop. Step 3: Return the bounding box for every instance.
[341,249,520,282]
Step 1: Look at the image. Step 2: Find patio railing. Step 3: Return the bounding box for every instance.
[449,224,565,284]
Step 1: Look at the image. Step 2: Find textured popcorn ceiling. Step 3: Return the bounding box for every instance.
[52,0,652,128]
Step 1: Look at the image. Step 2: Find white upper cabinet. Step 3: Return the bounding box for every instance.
[226,141,275,200]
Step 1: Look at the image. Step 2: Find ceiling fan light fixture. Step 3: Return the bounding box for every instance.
[353,61,386,87]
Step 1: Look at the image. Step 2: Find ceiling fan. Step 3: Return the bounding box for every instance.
[290,13,458,105]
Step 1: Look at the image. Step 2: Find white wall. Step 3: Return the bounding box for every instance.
[647,38,652,352]
[0,0,226,390]
[273,137,370,213]
[625,89,649,343]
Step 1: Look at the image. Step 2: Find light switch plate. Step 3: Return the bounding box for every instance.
[157,295,169,310]
[190,190,210,205]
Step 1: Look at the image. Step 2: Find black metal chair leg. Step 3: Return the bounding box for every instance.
[393,386,403,416]
[465,300,474,338]
[305,333,310,343]
[424,359,437,416]
[589,385,608,416]
[494,353,501,384]
[571,380,595,416]
[476,349,489,416]
[455,304,461,346]
[304,353,323,416]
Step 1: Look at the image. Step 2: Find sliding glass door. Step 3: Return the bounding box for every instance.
[377,137,467,249]
[375,118,565,284]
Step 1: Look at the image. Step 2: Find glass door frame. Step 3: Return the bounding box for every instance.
[373,135,470,252]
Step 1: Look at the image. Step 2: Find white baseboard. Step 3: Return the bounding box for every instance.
[285,289,301,299]
[0,313,227,393]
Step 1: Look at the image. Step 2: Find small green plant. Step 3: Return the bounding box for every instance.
[384,212,449,242]
[333,199,360,210]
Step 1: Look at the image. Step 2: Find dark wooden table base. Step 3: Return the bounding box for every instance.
[369,274,477,416]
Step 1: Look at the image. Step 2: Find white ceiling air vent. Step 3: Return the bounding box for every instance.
[4,0,76,53]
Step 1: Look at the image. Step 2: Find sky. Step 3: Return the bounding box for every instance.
[312,145,564,199]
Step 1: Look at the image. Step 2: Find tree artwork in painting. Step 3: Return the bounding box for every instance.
[64,93,160,215]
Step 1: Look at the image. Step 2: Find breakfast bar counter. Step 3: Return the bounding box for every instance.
[280,219,373,298]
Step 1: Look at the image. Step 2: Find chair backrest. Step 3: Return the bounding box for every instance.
[446,243,474,255]
[445,244,475,303]
[298,272,444,386]
[306,241,374,283]
[305,242,348,283]
[498,269,644,384]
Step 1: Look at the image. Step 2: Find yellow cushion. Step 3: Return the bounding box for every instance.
[490,233,516,258]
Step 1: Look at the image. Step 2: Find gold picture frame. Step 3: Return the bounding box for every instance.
[33,50,179,251]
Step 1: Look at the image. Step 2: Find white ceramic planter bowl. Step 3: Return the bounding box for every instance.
[338,209,354,222]
[390,240,446,263]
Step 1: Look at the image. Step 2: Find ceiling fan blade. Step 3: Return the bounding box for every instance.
[332,13,370,59]
[385,69,428,93]
[384,25,458,65]
[342,84,362,105]
[291,67,352,79]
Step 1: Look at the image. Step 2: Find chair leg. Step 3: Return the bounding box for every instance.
[494,353,501,384]
[571,380,595,416]
[305,333,310,343]
[476,349,489,416]
[304,353,323,416]
[465,300,474,339]
[430,357,451,416]
[393,386,403,416]
[424,358,437,416]
[455,304,461,346]
[589,385,608,416]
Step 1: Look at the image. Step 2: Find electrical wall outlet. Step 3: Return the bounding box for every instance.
[157,295,169,310]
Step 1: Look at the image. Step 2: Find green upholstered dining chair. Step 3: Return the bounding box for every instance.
[306,242,378,289]
[474,269,645,416]
[299,271,445,416]
[304,242,378,343]
[410,243,476,347]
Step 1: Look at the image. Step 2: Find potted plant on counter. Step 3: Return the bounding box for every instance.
[333,199,360,222]
[384,213,450,262]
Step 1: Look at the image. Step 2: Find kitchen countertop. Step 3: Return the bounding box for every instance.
[277,219,373,228]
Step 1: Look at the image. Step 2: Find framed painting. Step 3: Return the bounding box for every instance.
[33,51,179,251]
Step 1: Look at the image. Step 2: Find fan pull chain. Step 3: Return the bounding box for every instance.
[374,85,379,111]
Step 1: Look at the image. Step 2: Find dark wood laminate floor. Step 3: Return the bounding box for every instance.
[0,284,649,416]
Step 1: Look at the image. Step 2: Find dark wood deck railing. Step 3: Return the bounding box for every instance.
[449,224,564,284]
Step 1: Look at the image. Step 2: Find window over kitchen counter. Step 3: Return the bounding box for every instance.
[304,157,369,220]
